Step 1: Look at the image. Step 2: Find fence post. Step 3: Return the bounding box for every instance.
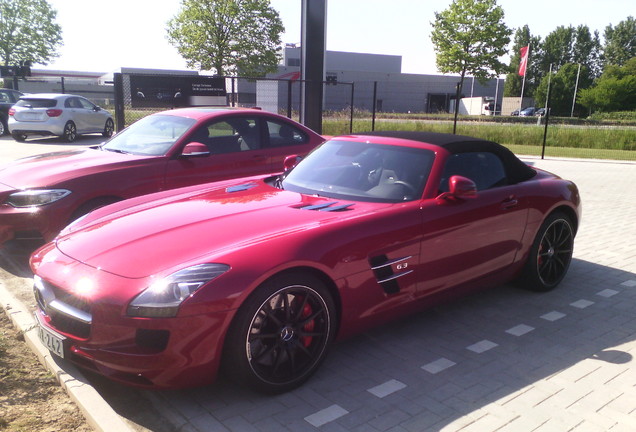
[60,77,65,94]
[349,82,355,134]
[287,80,293,119]
[231,77,236,107]
[113,73,125,132]
[372,81,378,131]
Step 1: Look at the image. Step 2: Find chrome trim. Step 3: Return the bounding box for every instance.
[371,255,412,270]
[34,276,92,324]
[377,270,414,284]
[48,299,92,324]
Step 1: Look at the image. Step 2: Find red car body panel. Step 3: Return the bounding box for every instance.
[0,108,324,246]
[30,133,581,389]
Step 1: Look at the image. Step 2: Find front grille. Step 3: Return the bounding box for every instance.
[34,278,92,339]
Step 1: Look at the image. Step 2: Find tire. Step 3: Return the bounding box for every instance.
[224,273,336,393]
[63,121,77,142]
[0,116,6,135]
[102,118,114,137]
[519,212,574,292]
[12,132,27,142]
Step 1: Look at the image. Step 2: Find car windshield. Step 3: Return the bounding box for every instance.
[281,139,435,203]
[102,114,196,156]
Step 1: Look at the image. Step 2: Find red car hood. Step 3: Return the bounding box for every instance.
[55,181,373,279]
[0,148,153,189]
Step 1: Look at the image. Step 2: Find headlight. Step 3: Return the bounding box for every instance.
[6,189,71,208]
[127,263,230,318]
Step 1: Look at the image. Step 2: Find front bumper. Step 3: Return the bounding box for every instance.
[31,253,235,389]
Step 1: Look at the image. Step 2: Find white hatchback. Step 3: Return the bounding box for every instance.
[8,93,114,142]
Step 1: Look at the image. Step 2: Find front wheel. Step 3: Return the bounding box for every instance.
[102,118,114,137]
[520,212,574,291]
[63,121,77,142]
[224,273,336,393]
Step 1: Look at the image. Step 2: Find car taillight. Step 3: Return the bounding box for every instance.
[46,109,63,117]
[8,108,15,116]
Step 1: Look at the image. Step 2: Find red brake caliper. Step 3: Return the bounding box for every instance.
[301,301,314,348]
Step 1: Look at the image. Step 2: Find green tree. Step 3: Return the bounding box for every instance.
[603,16,636,67]
[504,25,541,97]
[579,57,636,112]
[0,0,62,66]
[167,0,284,77]
[535,63,593,117]
[431,0,511,130]
[537,25,575,74]
[572,25,602,78]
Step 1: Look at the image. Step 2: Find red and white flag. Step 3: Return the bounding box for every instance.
[518,45,529,77]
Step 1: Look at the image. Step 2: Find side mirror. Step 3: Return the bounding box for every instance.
[283,154,301,171]
[437,175,477,201]
[449,175,477,198]
[181,142,210,157]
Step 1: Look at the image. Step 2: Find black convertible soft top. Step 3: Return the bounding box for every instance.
[359,131,536,184]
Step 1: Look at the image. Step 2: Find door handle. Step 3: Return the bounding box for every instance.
[500,197,518,210]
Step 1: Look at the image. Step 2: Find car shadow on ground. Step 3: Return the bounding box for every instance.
[0,247,32,278]
[85,257,636,431]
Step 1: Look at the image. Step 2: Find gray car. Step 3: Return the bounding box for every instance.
[8,93,114,142]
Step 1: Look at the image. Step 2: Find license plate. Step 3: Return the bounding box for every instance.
[36,319,66,359]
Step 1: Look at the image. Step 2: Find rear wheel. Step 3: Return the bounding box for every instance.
[63,121,77,142]
[520,212,574,291]
[0,116,6,135]
[102,118,114,137]
[12,132,27,142]
[224,273,336,393]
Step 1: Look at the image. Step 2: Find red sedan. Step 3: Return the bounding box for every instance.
[0,107,324,249]
[31,131,581,393]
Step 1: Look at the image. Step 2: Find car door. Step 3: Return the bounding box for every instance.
[163,115,272,190]
[418,151,530,294]
[76,97,104,132]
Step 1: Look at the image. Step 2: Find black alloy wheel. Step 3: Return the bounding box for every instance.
[522,212,574,291]
[102,118,114,137]
[63,121,77,142]
[225,273,336,393]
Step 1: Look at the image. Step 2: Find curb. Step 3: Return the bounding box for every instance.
[0,282,134,432]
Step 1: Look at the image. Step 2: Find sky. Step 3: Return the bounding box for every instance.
[42,0,631,75]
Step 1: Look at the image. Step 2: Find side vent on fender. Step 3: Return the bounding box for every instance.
[369,255,414,295]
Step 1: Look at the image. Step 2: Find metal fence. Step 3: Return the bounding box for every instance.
[108,72,635,161]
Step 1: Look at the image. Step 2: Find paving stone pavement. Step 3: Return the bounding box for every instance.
[135,157,636,432]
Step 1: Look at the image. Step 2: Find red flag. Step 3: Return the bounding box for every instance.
[518,45,529,77]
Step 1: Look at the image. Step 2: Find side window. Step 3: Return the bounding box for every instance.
[266,120,308,147]
[440,152,507,192]
[0,92,9,103]
[194,117,260,154]
[78,98,95,110]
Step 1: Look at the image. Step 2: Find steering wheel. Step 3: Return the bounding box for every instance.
[392,180,417,195]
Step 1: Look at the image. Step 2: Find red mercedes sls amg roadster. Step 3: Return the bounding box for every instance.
[31,131,581,393]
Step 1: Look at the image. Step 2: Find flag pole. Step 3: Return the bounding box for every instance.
[570,63,581,117]
[518,44,530,113]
